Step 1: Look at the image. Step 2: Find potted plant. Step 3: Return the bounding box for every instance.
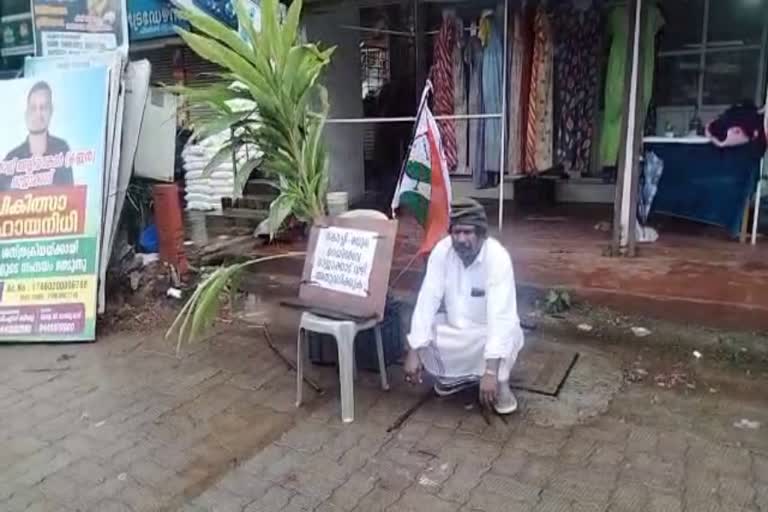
[166,0,334,350]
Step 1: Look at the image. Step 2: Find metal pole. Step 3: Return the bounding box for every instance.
[615,0,642,252]
[498,0,509,231]
[752,163,763,245]
[696,0,709,111]
[326,112,503,124]
[339,25,415,38]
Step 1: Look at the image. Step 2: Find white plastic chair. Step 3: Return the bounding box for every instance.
[295,209,391,423]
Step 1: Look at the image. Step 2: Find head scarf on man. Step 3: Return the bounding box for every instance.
[449,197,488,232]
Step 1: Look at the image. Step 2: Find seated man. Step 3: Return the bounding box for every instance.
[404,198,524,414]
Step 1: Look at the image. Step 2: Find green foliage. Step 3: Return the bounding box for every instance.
[543,289,572,315]
[166,252,305,353]
[171,0,334,234]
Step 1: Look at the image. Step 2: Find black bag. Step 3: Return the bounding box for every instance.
[307,299,403,371]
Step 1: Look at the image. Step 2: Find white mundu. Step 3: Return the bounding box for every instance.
[407,235,524,381]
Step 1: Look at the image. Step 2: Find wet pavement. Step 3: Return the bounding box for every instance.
[1,296,767,512]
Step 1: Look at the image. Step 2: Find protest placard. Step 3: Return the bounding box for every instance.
[300,216,397,321]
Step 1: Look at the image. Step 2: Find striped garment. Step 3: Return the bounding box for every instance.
[431,16,458,172]
[525,6,554,173]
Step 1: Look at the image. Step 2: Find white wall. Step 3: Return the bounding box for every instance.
[304,6,365,204]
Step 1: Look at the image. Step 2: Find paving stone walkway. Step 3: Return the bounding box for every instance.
[1,306,767,512]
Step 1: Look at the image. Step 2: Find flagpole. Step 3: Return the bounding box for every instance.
[391,80,434,219]
[498,0,509,232]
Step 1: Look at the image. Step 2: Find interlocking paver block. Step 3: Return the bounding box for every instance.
[330,472,378,511]
[391,488,460,512]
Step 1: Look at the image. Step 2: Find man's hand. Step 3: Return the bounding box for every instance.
[479,372,498,407]
[404,349,423,385]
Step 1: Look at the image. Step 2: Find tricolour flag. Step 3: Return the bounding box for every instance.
[391,83,452,255]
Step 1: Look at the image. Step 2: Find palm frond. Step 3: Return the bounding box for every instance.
[166,253,306,353]
[170,0,334,231]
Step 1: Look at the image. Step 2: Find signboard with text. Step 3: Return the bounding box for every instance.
[0,67,109,341]
[31,0,128,56]
[300,216,397,321]
[127,0,187,41]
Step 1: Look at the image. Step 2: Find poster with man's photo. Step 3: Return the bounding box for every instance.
[0,67,109,342]
[31,0,129,56]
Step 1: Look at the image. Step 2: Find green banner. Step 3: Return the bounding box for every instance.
[0,237,97,280]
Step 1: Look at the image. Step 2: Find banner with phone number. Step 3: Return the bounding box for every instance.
[0,67,108,341]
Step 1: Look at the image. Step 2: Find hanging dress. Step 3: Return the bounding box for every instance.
[480,10,503,186]
[466,34,485,188]
[552,1,601,176]
[453,17,469,176]
[506,10,524,175]
[431,14,458,172]
[599,4,664,168]
[524,5,554,174]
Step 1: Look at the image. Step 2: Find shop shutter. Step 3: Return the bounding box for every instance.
[129,43,226,124]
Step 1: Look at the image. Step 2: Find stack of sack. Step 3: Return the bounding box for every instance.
[181,135,236,211]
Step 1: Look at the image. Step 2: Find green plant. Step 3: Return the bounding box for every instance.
[167,252,305,353]
[543,289,571,315]
[171,0,334,235]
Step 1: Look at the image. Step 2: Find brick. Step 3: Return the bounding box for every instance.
[625,453,683,489]
[418,460,456,491]
[316,502,347,512]
[125,458,176,490]
[439,434,500,464]
[559,437,597,465]
[116,481,175,511]
[491,447,528,477]
[515,455,557,488]
[648,493,682,512]
[277,423,340,454]
[589,444,625,468]
[578,419,630,444]
[318,428,366,461]
[36,472,82,504]
[413,426,455,456]
[283,492,322,512]
[330,472,378,511]
[476,473,541,504]
[656,432,688,462]
[438,460,490,504]
[392,488,460,512]
[395,421,432,446]
[24,499,74,512]
[245,485,294,511]
[684,469,719,505]
[755,483,768,512]
[304,452,363,483]
[510,425,568,458]
[530,491,571,512]
[719,476,756,509]
[610,482,648,511]
[466,490,534,511]
[457,412,491,436]
[363,457,416,494]
[188,486,252,512]
[279,467,341,501]
[547,466,615,506]
[14,449,79,486]
[351,485,401,512]
[216,469,271,500]
[626,427,658,455]
[239,443,293,475]
[755,455,768,484]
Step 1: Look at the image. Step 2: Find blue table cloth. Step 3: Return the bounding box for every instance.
[644,140,761,237]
